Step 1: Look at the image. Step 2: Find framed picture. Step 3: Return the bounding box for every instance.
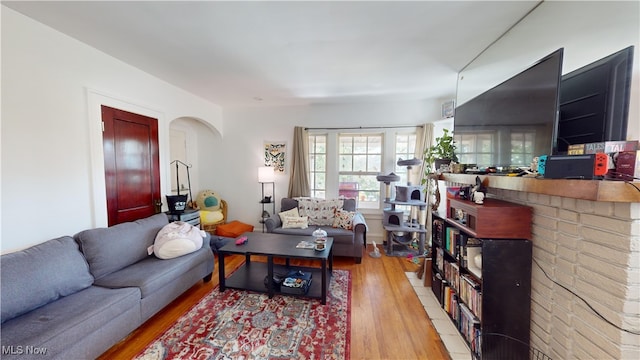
[441,100,455,118]
[264,142,286,172]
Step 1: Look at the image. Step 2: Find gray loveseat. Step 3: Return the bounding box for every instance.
[264,198,367,263]
[1,213,214,359]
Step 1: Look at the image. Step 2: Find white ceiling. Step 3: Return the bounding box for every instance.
[3,0,541,108]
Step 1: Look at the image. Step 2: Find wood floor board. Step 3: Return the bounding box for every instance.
[98,245,451,360]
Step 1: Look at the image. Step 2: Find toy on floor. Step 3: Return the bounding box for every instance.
[369,241,381,258]
[406,251,429,264]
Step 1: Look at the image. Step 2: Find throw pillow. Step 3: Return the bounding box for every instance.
[200,209,224,224]
[278,207,300,221]
[1,236,94,323]
[296,198,344,226]
[75,212,168,280]
[283,216,309,229]
[150,221,205,259]
[333,210,355,230]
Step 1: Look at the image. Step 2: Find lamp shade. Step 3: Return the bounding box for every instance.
[258,166,275,183]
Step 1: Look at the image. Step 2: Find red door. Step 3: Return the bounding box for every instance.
[102,105,161,226]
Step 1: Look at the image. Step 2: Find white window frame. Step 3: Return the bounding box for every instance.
[338,133,384,210]
[308,128,419,213]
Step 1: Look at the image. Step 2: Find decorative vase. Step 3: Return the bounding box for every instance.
[312,228,327,241]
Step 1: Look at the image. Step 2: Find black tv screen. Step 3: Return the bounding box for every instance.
[556,46,634,153]
[454,49,564,169]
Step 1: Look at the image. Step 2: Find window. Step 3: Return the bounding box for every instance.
[394,133,417,185]
[307,128,419,211]
[309,134,327,198]
[338,134,382,209]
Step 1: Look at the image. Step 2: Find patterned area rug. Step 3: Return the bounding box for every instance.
[135,269,351,360]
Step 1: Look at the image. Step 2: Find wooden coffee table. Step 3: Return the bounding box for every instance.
[217,232,334,304]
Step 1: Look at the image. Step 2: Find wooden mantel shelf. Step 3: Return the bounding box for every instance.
[441,174,640,203]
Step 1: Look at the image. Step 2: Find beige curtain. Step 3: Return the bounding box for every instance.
[287,126,311,197]
[412,122,434,186]
[415,123,435,244]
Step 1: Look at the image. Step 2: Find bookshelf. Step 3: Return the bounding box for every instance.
[431,197,532,359]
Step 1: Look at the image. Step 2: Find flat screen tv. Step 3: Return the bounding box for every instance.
[556,46,634,153]
[454,48,564,170]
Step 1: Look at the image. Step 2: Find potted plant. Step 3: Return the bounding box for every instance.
[422,129,457,211]
[423,128,458,174]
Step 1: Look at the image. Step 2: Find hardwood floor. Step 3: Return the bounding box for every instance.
[98,245,450,360]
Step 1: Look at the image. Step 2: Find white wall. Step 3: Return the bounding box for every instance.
[1,7,224,252]
[457,1,640,140]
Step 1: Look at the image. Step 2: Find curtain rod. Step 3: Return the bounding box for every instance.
[305,125,423,130]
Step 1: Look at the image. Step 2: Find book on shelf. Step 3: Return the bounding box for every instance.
[443,285,451,313]
[432,218,444,245]
[443,285,459,323]
[459,302,481,354]
[436,247,445,272]
[444,261,460,294]
[459,274,482,320]
[445,227,460,256]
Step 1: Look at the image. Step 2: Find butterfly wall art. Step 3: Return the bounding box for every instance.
[264,142,286,172]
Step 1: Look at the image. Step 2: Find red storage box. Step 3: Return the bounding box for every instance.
[215,220,254,238]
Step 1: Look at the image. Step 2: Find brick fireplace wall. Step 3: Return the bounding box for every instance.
[445,182,640,359]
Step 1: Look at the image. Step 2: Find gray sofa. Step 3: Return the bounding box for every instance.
[0,213,214,360]
[264,198,367,263]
